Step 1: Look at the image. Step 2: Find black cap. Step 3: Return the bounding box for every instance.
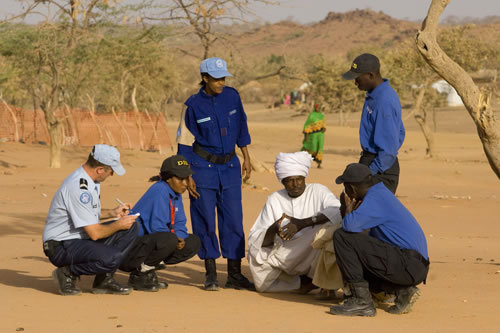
[342,53,380,80]
[335,163,372,184]
[160,155,193,178]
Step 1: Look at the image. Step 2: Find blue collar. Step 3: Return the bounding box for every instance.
[366,79,389,99]
[161,181,181,200]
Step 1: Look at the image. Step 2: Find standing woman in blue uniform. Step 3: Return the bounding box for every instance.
[177,57,254,291]
[342,53,405,194]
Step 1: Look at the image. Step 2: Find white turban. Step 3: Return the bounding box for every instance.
[274,151,312,182]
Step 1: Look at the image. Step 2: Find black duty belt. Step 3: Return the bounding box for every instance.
[193,142,235,164]
[404,249,430,267]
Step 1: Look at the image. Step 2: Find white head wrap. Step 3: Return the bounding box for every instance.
[274,151,312,183]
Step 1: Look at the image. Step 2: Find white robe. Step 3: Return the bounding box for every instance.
[248,183,341,292]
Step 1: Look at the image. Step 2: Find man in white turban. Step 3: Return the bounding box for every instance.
[248,152,342,292]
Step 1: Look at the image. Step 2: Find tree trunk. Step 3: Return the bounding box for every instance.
[131,86,145,150]
[2,99,19,142]
[413,81,435,158]
[416,0,500,179]
[44,109,63,168]
[112,107,132,149]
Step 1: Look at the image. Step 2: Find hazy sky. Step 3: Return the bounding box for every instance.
[1,0,498,23]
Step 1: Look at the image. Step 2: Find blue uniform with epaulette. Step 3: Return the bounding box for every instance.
[43,166,138,276]
[178,86,251,260]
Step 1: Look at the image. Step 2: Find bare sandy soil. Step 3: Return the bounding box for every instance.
[0,104,499,333]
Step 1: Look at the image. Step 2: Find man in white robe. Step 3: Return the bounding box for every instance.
[248,152,342,292]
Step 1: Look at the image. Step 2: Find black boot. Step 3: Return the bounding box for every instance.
[128,270,159,292]
[204,259,219,291]
[92,273,132,295]
[388,286,420,314]
[225,259,255,291]
[329,282,376,317]
[52,266,81,296]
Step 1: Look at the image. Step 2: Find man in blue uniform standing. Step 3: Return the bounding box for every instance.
[342,53,405,193]
[176,57,254,291]
[329,163,429,317]
[43,144,139,295]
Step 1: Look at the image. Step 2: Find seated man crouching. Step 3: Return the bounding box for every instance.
[247,151,342,292]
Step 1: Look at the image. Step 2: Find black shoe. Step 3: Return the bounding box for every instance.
[225,259,256,291]
[204,259,219,291]
[128,270,159,292]
[388,286,421,314]
[92,273,132,295]
[52,267,81,296]
[329,282,376,317]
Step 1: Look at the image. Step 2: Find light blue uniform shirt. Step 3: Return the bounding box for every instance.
[42,166,101,242]
[359,79,405,174]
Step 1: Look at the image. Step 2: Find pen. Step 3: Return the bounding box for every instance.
[116,198,125,206]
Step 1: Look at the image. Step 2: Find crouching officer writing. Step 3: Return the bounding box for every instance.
[42,144,139,296]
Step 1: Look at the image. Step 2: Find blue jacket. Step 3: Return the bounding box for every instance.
[131,181,188,239]
[359,79,405,174]
[342,182,428,259]
[179,86,251,189]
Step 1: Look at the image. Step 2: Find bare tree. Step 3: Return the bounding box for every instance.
[142,0,275,59]
[416,0,500,179]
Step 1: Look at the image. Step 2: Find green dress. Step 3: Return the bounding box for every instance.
[302,110,325,163]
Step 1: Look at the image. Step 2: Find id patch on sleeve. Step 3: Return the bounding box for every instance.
[80,192,91,204]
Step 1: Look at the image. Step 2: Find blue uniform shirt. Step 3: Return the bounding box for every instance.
[131,181,188,239]
[179,86,251,189]
[342,182,428,259]
[359,79,405,174]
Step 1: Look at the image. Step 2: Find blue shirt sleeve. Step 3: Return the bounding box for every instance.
[184,105,202,143]
[236,98,251,147]
[139,187,172,235]
[172,196,188,239]
[370,103,399,173]
[342,201,383,232]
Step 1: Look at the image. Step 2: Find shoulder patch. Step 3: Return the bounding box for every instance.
[80,192,91,204]
[80,178,88,190]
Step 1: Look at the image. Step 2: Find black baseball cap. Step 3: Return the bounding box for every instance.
[342,53,380,80]
[160,155,193,178]
[335,163,372,184]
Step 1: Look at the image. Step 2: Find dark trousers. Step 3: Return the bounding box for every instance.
[333,229,429,293]
[190,186,245,260]
[120,233,201,272]
[359,151,400,194]
[48,222,139,276]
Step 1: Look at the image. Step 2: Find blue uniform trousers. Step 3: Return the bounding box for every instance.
[48,222,139,276]
[190,185,245,260]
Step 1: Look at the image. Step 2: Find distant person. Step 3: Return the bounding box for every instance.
[119,155,201,292]
[302,103,326,168]
[342,53,405,193]
[248,152,342,292]
[43,144,139,296]
[329,163,429,317]
[175,57,254,291]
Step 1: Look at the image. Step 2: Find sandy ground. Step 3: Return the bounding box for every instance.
[0,104,499,333]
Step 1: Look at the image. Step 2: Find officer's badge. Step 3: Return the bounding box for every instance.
[80,178,88,190]
[80,192,91,204]
[216,59,223,68]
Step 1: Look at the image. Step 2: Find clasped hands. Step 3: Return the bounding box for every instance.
[275,213,306,241]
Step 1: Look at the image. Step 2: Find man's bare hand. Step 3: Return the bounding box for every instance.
[113,203,132,218]
[177,237,185,250]
[242,158,251,182]
[115,214,137,230]
[344,192,362,215]
[279,215,305,241]
[187,175,200,199]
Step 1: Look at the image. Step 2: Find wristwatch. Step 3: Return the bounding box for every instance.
[311,215,318,225]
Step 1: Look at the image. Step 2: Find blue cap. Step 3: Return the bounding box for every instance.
[91,144,126,176]
[200,57,232,79]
